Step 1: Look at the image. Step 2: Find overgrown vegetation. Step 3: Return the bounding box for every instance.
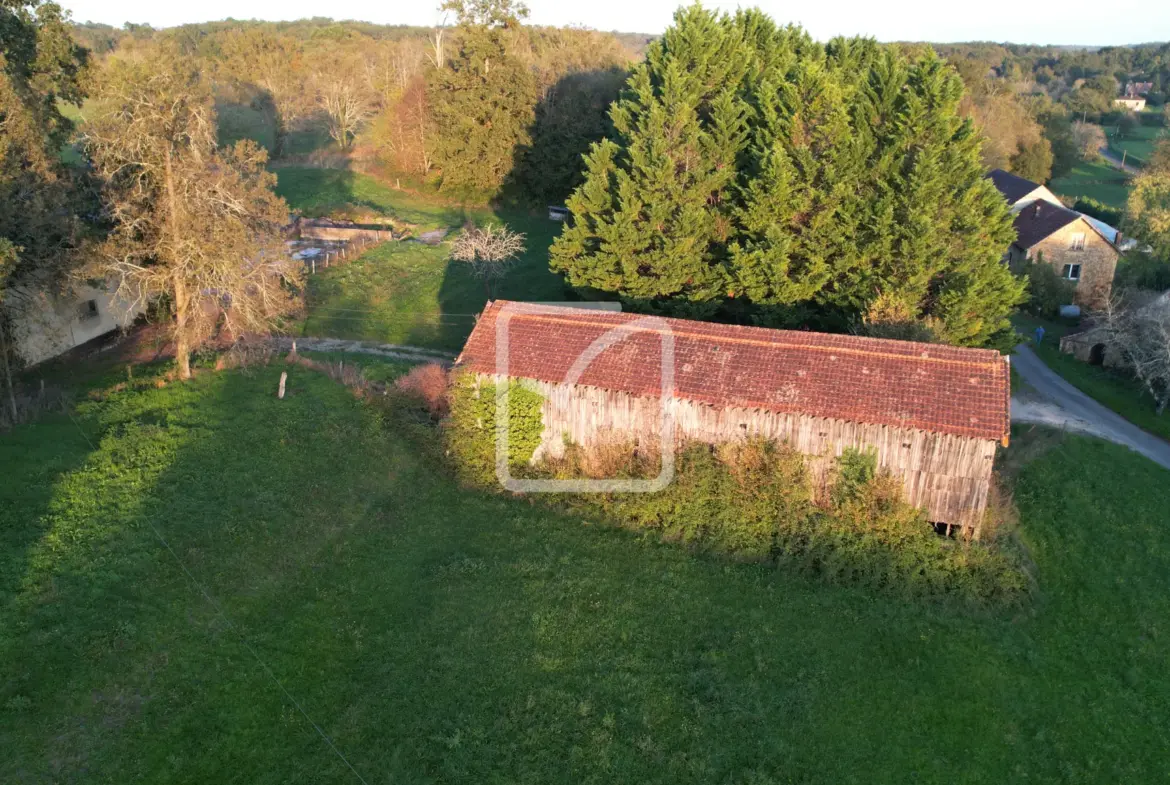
[1021,257,1078,318]
[443,374,1027,605]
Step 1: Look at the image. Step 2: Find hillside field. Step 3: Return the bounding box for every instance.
[276,168,567,352]
[2,365,1169,783]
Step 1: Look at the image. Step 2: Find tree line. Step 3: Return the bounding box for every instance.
[934,41,1170,183]
[67,6,642,204]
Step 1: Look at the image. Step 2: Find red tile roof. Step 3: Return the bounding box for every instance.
[457,301,1011,441]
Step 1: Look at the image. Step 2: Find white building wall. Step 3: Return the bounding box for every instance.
[11,282,145,365]
[1009,185,1064,214]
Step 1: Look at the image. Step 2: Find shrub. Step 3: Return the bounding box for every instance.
[443,372,545,487]
[1072,197,1123,227]
[443,380,1028,603]
[394,363,450,418]
[1023,257,1077,317]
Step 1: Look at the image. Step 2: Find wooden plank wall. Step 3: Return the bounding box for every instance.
[479,375,997,532]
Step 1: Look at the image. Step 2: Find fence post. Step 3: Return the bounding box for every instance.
[278,371,287,399]
[311,258,316,274]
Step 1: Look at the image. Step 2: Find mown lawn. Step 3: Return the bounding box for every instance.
[1013,314,1170,441]
[1049,159,1131,209]
[2,368,1170,783]
[277,167,568,352]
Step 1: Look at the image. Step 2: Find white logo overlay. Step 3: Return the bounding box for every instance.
[493,301,676,493]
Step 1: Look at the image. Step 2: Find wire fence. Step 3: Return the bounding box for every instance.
[304,232,389,275]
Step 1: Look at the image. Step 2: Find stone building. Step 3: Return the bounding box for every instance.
[987,169,1120,309]
[1006,201,1120,308]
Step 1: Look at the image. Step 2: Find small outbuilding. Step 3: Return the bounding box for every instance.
[456,301,1011,535]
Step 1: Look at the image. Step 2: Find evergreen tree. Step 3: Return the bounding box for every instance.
[552,5,1025,348]
[427,0,537,194]
[551,5,751,314]
[509,67,627,207]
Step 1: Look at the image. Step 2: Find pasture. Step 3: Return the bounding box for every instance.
[2,365,1169,783]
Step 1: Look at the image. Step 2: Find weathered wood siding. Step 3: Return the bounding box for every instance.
[483,375,998,532]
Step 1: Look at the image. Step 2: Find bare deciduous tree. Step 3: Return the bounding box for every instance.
[450,223,526,297]
[1071,120,1107,161]
[317,77,375,149]
[1102,295,1170,414]
[427,11,449,69]
[85,56,303,380]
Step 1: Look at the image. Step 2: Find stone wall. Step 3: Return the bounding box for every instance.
[1029,219,1118,309]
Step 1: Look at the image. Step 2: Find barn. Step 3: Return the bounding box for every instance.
[456,301,1011,535]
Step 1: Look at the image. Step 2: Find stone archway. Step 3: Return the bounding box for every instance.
[1089,343,1107,366]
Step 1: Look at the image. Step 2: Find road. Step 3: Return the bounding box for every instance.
[1097,146,1140,175]
[1010,344,1170,471]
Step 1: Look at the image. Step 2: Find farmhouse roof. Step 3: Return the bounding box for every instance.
[457,301,1010,441]
[1012,201,1085,248]
[987,168,1042,204]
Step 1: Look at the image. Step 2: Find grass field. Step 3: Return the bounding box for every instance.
[275,168,487,229]
[2,367,1170,783]
[1049,159,1132,210]
[1105,123,1168,168]
[277,168,568,352]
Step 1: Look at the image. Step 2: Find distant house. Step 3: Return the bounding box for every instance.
[1114,97,1147,112]
[1124,81,1153,97]
[988,169,1120,308]
[9,282,143,366]
[457,301,1011,534]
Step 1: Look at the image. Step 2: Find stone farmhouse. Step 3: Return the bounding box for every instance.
[988,169,1120,308]
[456,301,1011,535]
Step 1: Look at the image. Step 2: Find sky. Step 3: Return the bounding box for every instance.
[60,0,1168,47]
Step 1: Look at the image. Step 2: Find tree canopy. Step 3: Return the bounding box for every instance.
[85,54,302,379]
[551,6,1025,348]
[0,0,88,417]
[426,0,537,194]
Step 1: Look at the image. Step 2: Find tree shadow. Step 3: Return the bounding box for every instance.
[415,204,572,351]
[502,67,628,209]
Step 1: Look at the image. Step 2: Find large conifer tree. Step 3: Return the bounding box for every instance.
[551,6,1025,348]
[427,0,537,194]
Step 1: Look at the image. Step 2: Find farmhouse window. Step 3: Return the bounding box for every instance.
[1061,264,1081,281]
[1069,233,1086,251]
[78,299,99,322]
